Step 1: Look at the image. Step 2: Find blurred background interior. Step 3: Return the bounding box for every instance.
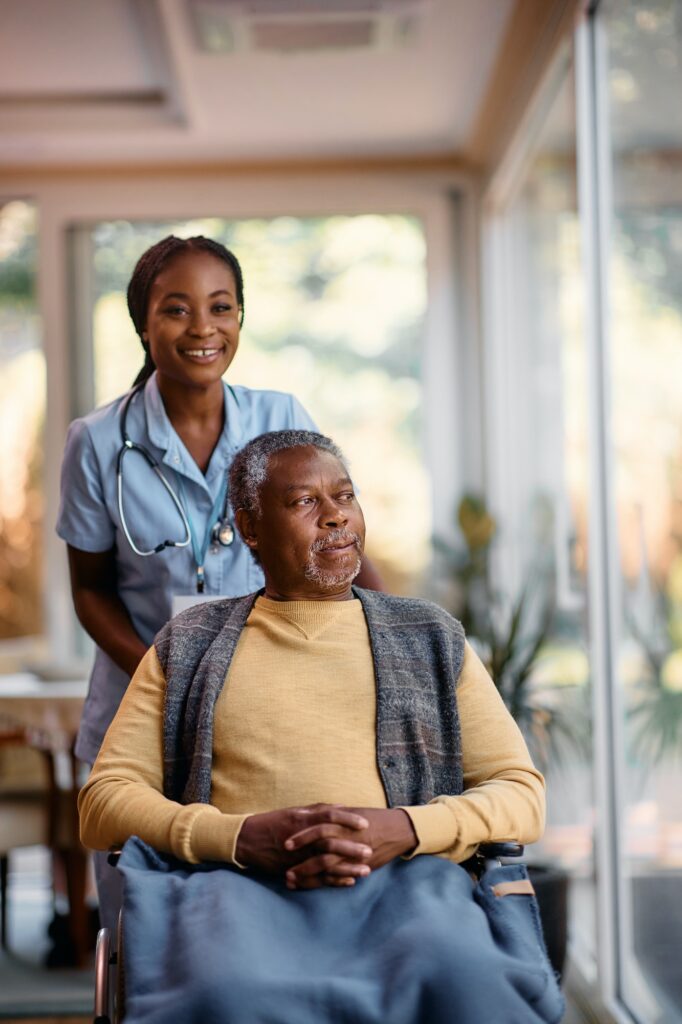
[0,0,681,1021]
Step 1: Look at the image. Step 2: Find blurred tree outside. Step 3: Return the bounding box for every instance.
[0,200,44,640]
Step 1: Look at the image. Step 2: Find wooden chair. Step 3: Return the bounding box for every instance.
[0,729,51,950]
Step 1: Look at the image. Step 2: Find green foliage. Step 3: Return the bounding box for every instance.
[438,495,588,772]
[627,588,682,766]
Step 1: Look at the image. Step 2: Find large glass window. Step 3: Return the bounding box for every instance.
[85,215,429,594]
[603,1,682,1017]
[0,200,43,642]
[483,52,596,969]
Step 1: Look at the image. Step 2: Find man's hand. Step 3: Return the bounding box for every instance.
[235,804,373,884]
[284,808,418,890]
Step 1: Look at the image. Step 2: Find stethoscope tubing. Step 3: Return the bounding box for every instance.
[116,385,193,558]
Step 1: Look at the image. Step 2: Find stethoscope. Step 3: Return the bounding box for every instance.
[116,384,235,592]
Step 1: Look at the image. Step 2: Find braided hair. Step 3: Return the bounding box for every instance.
[126,235,245,388]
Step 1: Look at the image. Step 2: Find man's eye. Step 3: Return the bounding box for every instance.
[339,492,356,502]
[295,496,314,506]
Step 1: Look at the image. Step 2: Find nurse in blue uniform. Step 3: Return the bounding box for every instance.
[57,235,381,926]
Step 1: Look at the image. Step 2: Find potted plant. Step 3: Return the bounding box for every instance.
[435,495,589,977]
[625,589,682,1009]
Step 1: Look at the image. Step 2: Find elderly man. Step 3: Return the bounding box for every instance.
[79,430,562,1024]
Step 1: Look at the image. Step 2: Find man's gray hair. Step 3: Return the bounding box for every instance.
[229,429,346,518]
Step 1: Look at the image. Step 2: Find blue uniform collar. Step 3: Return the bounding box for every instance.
[142,373,244,487]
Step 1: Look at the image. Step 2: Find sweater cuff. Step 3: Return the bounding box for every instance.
[400,802,457,858]
[189,807,252,866]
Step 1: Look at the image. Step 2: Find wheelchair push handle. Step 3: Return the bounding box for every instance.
[476,842,524,874]
[477,843,523,860]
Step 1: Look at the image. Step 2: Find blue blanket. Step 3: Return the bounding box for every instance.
[117,838,563,1024]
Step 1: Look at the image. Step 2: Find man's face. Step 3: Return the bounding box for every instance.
[240,446,366,600]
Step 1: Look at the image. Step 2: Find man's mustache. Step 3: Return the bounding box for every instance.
[309,529,363,555]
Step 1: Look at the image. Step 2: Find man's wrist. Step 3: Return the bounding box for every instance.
[393,808,418,856]
[234,815,254,868]
[232,815,253,869]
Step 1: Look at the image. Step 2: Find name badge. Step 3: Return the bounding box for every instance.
[171,594,219,618]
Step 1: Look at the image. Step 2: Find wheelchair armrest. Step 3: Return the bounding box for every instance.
[107,848,123,867]
[477,843,524,860]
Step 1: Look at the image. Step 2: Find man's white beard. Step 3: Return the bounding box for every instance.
[303,551,362,590]
[303,529,363,589]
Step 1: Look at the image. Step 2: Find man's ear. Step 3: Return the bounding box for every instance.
[235,508,258,552]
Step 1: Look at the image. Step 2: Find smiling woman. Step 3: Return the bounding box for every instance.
[58,236,321,753]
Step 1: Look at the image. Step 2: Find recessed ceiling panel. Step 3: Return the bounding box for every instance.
[0,0,163,97]
[188,0,426,53]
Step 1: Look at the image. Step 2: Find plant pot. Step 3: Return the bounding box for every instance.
[528,864,570,979]
[631,869,682,1010]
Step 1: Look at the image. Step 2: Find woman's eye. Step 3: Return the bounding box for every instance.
[164,306,188,316]
[213,303,232,314]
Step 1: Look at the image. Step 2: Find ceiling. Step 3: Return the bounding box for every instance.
[0,0,514,168]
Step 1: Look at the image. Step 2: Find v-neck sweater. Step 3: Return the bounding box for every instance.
[79,598,545,865]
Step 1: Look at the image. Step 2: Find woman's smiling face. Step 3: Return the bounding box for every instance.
[144,249,242,390]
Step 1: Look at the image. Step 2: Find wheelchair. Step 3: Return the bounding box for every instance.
[92,842,529,1024]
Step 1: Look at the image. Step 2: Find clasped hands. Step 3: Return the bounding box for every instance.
[234,804,417,891]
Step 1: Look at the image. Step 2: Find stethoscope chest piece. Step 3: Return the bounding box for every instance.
[212,519,235,547]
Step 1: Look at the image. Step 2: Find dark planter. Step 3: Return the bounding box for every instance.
[631,870,682,1010]
[528,864,570,979]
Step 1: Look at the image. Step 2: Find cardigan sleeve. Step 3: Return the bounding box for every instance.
[78,646,249,865]
[401,643,546,862]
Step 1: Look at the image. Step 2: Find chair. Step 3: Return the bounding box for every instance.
[0,730,51,951]
[0,729,90,963]
[92,843,535,1024]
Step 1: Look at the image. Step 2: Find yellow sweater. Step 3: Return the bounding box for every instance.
[79,597,545,864]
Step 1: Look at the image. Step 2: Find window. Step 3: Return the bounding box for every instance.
[0,200,43,642]
[84,214,430,594]
[602,1,682,1016]
[483,50,596,968]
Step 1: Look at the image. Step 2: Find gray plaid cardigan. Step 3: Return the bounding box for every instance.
[154,587,466,808]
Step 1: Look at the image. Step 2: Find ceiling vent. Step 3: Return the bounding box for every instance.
[188,0,428,54]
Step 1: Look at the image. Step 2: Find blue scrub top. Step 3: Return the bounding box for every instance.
[57,373,317,762]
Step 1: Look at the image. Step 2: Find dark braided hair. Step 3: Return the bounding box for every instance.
[127,235,245,388]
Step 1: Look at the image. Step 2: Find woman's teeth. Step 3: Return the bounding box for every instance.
[183,349,220,358]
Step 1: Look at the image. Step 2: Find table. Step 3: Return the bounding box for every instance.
[0,673,90,965]
[0,673,87,749]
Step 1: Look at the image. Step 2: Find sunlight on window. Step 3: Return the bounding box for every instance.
[0,201,43,639]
